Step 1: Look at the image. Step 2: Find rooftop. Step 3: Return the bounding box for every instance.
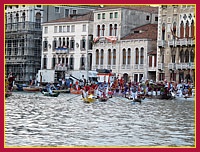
[95,5,158,13]
[44,12,94,24]
[121,24,158,40]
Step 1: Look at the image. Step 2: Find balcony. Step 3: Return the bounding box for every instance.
[168,63,176,70]
[158,63,164,70]
[180,38,187,46]
[134,64,144,70]
[168,40,176,47]
[187,38,195,46]
[148,66,156,71]
[55,66,68,71]
[55,48,69,54]
[157,40,167,48]
[176,63,188,70]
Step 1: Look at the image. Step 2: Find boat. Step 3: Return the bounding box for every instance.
[41,91,60,97]
[23,86,41,92]
[5,91,12,98]
[175,95,195,102]
[15,83,28,91]
[98,96,108,102]
[53,88,70,93]
[70,88,82,94]
[82,94,96,103]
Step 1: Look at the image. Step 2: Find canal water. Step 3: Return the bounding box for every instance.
[5,92,195,147]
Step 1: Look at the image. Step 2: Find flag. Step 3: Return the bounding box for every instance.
[93,37,100,43]
[170,28,179,39]
[105,36,117,44]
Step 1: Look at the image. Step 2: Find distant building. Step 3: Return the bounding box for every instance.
[157,5,195,83]
[5,5,43,83]
[41,12,94,82]
[92,6,158,82]
[5,5,97,83]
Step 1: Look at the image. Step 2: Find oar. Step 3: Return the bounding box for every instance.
[66,94,81,101]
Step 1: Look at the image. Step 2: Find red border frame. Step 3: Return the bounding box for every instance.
[1,1,199,152]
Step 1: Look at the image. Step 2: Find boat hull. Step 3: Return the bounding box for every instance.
[23,87,41,92]
[42,91,60,97]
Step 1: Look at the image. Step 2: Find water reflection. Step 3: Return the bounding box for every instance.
[5,92,195,147]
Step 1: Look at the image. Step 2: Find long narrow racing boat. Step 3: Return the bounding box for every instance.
[23,86,41,92]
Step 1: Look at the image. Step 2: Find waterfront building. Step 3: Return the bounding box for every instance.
[92,6,158,82]
[5,5,98,83]
[41,12,94,81]
[157,5,195,83]
[5,5,43,83]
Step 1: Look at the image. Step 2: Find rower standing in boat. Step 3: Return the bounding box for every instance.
[130,84,138,100]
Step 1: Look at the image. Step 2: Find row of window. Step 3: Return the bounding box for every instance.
[96,24,118,37]
[54,7,77,15]
[44,24,87,34]
[95,48,145,65]
[43,36,93,50]
[97,12,118,20]
[162,20,195,40]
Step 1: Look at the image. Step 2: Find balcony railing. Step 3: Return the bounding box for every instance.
[168,63,176,70]
[176,62,195,70]
[180,38,187,46]
[55,48,69,54]
[176,63,188,70]
[158,63,164,70]
[55,66,68,71]
[157,40,167,48]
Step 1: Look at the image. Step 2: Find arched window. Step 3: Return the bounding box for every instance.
[80,55,85,70]
[113,49,116,65]
[135,48,139,64]
[100,49,104,65]
[122,48,126,65]
[10,14,13,29]
[109,24,113,36]
[180,49,184,63]
[108,49,111,65]
[185,49,189,62]
[63,37,65,47]
[160,49,164,63]
[190,49,194,62]
[69,55,74,70]
[114,24,117,36]
[180,21,184,38]
[22,12,26,28]
[162,23,165,40]
[185,21,189,38]
[191,20,195,38]
[96,49,99,65]
[173,22,177,38]
[53,38,57,49]
[97,25,100,37]
[127,48,131,64]
[35,12,41,29]
[140,48,144,64]
[52,55,56,68]
[43,55,47,69]
[16,13,19,22]
[171,48,176,63]
[66,37,69,48]
[59,37,62,47]
[102,25,105,36]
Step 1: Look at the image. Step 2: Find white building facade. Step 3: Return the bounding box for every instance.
[41,12,94,81]
[92,6,158,82]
